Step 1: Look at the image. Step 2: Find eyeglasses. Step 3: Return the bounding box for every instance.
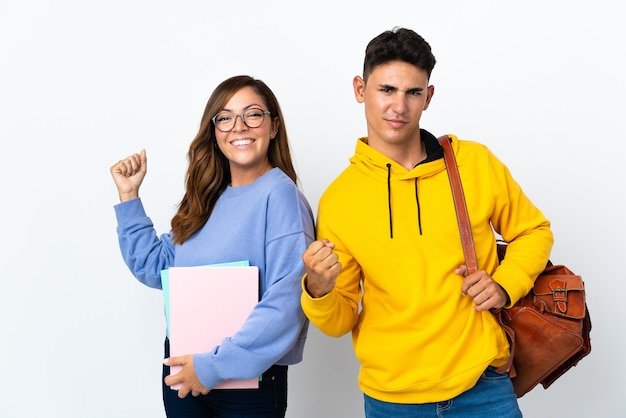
[211,108,271,132]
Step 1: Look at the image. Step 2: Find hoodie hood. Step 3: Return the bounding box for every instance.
[349,129,454,238]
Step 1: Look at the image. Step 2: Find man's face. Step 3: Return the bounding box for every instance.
[354,60,434,151]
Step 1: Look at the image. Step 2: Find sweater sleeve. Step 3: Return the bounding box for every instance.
[487,151,554,306]
[114,198,175,289]
[192,184,315,389]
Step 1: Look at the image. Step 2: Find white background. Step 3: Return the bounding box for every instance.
[1,1,624,417]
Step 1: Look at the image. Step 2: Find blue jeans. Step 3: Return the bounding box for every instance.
[363,367,522,418]
[162,338,288,418]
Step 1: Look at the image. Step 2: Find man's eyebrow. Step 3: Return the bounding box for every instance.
[378,83,424,92]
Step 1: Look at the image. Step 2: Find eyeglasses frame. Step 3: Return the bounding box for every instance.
[211,108,271,133]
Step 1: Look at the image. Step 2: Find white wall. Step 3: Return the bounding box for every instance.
[1,1,623,417]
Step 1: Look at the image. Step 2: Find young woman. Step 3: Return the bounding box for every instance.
[110,75,315,417]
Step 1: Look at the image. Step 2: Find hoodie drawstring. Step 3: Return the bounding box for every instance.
[386,163,424,238]
[386,163,393,239]
[414,178,423,235]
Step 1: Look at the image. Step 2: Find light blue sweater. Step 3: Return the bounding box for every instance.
[114,168,315,389]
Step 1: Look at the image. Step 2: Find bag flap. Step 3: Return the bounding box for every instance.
[531,266,586,318]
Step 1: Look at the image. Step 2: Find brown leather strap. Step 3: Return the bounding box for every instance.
[438,135,515,375]
[438,135,478,275]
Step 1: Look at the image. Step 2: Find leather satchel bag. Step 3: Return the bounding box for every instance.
[438,135,592,397]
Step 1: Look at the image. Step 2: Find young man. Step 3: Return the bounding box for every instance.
[301,27,553,417]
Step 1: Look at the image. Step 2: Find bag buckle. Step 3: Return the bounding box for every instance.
[552,286,568,314]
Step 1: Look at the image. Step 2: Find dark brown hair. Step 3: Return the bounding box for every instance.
[171,75,297,244]
[363,27,436,81]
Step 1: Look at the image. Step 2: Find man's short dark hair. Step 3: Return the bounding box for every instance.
[363,27,436,81]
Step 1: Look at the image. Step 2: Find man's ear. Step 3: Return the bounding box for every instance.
[353,76,365,103]
[423,85,435,110]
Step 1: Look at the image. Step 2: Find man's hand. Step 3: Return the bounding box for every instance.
[163,354,210,398]
[456,265,509,311]
[302,239,342,298]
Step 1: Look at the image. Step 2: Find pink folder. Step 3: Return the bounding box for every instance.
[168,265,259,389]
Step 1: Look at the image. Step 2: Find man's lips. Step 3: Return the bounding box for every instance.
[386,118,407,128]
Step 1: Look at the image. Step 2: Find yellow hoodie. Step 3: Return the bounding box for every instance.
[301,132,553,403]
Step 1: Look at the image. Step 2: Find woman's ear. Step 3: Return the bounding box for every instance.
[271,118,280,139]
